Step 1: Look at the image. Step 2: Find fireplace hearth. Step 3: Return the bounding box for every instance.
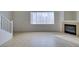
[64,24,76,35]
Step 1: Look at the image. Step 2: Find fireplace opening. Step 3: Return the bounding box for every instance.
[64,24,76,35]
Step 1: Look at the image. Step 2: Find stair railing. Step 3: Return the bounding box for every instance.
[0,16,13,34]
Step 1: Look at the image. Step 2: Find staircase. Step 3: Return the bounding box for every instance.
[0,16,13,45]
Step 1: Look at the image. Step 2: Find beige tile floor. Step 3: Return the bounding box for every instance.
[1,32,79,47]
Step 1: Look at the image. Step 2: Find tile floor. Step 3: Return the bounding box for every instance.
[1,32,79,47]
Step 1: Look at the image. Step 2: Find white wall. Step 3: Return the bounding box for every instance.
[0,11,77,32]
[76,11,79,21]
[59,11,64,32]
[13,11,62,32]
[64,11,76,20]
[72,11,76,20]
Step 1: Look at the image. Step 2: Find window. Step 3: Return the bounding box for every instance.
[31,12,54,24]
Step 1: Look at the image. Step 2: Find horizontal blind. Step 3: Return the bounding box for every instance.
[31,12,54,24]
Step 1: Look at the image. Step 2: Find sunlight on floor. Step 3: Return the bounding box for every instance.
[1,32,79,47]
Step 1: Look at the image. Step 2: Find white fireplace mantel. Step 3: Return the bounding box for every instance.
[62,20,79,36]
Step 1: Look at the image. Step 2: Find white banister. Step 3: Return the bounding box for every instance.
[0,16,1,29]
[0,16,13,34]
[10,20,13,34]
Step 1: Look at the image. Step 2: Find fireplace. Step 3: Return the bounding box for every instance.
[64,24,76,35]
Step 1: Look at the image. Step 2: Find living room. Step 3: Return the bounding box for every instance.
[0,11,79,47]
[1,0,79,59]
